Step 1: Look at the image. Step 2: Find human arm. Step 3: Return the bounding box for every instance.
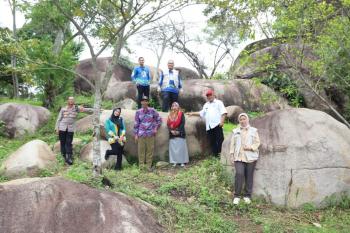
[133,111,140,140]
[218,101,227,127]
[152,110,162,135]
[131,67,137,83]
[55,108,63,134]
[229,134,236,164]
[244,130,260,151]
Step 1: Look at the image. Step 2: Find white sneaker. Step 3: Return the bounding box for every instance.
[243,197,251,204]
[180,163,185,167]
[172,163,177,167]
[233,197,240,205]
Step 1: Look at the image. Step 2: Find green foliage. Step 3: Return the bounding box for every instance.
[223,122,238,135]
[260,72,305,107]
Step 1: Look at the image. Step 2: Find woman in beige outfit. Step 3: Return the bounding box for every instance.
[230,113,260,205]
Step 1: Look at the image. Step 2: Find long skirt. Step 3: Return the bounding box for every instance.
[169,137,189,164]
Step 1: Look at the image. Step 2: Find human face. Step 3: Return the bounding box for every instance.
[239,115,249,127]
[67,97,74,106]
[206,94,214,102]
[167,60,174,70]
[171,102,179,112]
[139,58,145,66]
[141,99,149,108]
[114,109,121,117]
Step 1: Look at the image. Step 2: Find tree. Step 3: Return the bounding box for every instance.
[166,19,235,79]
[52,0,189,175]
[8,0,19,98]
[204,0,350,126]
[136,19,178,81]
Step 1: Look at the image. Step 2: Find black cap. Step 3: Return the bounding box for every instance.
[141,95,149,101]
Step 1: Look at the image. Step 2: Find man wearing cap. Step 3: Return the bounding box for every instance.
[188,89,227,157]
[133,95,162,170]
[158,59,183,112]
[131,57,152,109]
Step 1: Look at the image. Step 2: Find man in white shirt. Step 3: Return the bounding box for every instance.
[188,89,227,156]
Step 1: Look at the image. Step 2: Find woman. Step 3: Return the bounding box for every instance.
[167,102,189,167]
[230,113,260,205]
[105,108,126,170]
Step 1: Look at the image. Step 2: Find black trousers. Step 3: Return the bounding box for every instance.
[161,91,178,112]
[207,125,224,156]
[105,142,124,170]
[137,85,150,109]
[59,130,74,155]
[234,161,257,198]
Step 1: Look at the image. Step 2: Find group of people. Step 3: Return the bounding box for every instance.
[55,57,261,205]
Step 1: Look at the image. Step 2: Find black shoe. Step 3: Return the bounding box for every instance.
[104,153,110,160]
[66,154,73,165]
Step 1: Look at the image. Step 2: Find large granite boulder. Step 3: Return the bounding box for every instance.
[0,177,164,233]
[221,108,350,208]
[74,57,132,93]
[80,140,129,168]
[53,138,84,154]
[76,109,211,160]
[0,140,56,178]
[104,81,137,103]
[176,79,289,112]
[105,79,289,112]
[226,105,244,123]
[232,39,348,117]
[0,103,50,138]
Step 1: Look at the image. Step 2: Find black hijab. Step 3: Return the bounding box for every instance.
[110,108,122,126]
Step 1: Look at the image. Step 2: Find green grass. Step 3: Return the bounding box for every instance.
[0,97,42,106]
[1,100,350,233]
[223,122,238,135]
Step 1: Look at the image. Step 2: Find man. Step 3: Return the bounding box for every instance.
[188,89,227,157]
[158,59,182,112]
[133,95,162,170]
[131,57,152,109]
[55,96,92,165]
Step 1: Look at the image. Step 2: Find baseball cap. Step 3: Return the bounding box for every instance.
[206,89,214,96]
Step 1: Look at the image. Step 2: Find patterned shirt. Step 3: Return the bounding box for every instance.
[133,107,162,137]
[131,66,151,86]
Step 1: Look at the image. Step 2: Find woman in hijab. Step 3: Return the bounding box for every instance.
[167,102,189,167]
[229,113,260,205]
[104,108,126,170]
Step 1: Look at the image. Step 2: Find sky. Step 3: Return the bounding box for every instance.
[0,1,256,73]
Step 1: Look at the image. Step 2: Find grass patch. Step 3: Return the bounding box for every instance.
[0,97,42,106]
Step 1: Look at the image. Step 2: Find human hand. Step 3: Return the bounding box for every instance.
[134,135,138,142]
[55,129,59,135]
[79,105,84,112]
[157,86,161,93]
[243,145,252,151]
[230,155,235,165]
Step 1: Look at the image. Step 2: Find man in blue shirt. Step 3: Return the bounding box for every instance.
[158,59,182,112]
[131,57,152,109]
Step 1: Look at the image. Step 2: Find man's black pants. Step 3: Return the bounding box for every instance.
[59,130,74,156]
[161,91,178,112]
[207,125,224,156]
[137,85,150,109]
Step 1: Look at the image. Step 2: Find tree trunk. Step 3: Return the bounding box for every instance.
[92,29,125,176]
[155,42,166,82]
[10,0,19,98]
